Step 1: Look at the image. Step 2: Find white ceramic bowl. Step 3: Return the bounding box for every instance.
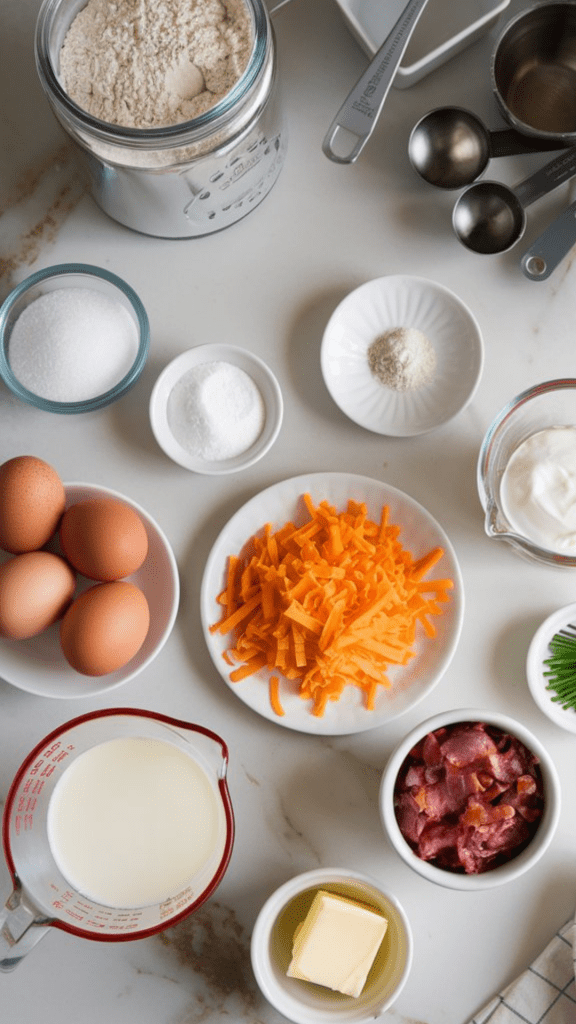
[251,867,413,1024]
[150,344,283,475]
[527,604,576,734]
[0,483,179,698]
[321,276,483,437]
[379,708,561,890]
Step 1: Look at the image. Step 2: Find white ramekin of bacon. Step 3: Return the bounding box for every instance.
[379,708,561,889]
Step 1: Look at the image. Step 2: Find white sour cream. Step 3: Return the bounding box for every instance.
[500,425,576,553]
[47,736,223,908]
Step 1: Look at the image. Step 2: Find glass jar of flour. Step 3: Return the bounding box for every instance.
[35,0,286,238]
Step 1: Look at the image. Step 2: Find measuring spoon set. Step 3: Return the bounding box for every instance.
[409,105,576,278]
[320,0,576,279]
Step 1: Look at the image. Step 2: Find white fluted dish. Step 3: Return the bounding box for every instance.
[321,275,483,437]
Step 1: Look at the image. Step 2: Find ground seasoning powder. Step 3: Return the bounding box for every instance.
[368,326,437,392]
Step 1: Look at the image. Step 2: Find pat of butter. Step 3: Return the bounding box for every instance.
[287,889,388,998]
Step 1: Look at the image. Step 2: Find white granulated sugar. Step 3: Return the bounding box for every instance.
[167,360,266,461]
[59,0,253,129]
[8,288,139,403]
[367,326,437,392]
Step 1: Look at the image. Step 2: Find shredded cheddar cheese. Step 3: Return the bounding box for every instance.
[210,494,453,716]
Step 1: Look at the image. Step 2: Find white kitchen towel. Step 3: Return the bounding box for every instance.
[469,916,576,1024]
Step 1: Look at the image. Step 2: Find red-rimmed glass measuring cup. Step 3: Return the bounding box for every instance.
[0,708,234,970]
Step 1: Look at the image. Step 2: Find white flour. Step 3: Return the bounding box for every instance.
[59,0,253,129]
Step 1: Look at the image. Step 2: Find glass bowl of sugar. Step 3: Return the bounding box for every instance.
[0,263,150,413]
[150,344,283,475]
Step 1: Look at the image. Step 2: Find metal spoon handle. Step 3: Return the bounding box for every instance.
[322,0,430,164]
[521,198,576,280]
[514,146,576,206]
[488,128,565,159]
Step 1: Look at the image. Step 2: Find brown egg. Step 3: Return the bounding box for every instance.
[59,580,150,676]
[0,455,66,553]
[0,551,76,639]
[59,497,149,581]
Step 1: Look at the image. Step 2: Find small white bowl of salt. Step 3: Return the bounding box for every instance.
[321,275,484,437]
[150,344,283,474]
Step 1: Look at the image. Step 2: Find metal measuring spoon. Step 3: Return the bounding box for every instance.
[521,197,576,280]
[323,0,430,164]
[452,146,576,254]
[409,106,566,190]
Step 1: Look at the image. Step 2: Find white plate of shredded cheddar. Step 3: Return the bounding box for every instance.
[200,473,464,735]
[321,276,484,437]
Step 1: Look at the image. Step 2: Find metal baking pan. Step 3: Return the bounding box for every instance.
[333,0,511,89]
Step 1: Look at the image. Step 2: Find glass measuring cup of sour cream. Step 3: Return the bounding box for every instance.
[0,709,234,971]
[477,379,576,567]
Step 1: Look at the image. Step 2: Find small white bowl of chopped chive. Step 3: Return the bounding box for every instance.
[320,275,484,437]
[527,604,576,734]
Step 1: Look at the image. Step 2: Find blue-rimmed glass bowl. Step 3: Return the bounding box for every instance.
[0,263,149,413]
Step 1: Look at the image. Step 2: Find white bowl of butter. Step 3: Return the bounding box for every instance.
[250,867,412,1024]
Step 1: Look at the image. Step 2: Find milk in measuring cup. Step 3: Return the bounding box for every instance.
[47,736,222,908]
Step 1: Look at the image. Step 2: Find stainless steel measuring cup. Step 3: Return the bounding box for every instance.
[409,106,566,190]
[452,146,576,253]
[521,197,576,279]
[0,708,234,971]
[492,2,576,144]
[323,0,430,164]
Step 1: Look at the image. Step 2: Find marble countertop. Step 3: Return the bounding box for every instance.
[1,0,576,1021]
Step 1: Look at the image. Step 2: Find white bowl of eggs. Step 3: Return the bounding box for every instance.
[0,455,179,698]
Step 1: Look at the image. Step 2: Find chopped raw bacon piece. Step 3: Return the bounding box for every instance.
[393,721,544,874]
[404,764,427,789]
[517,774,537,795]
[394,791,427,844]
[418,823,461,862]
[440,723,497,767]
[488,743,535,784]
[422,731,443,766]
[461,800,514,828]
